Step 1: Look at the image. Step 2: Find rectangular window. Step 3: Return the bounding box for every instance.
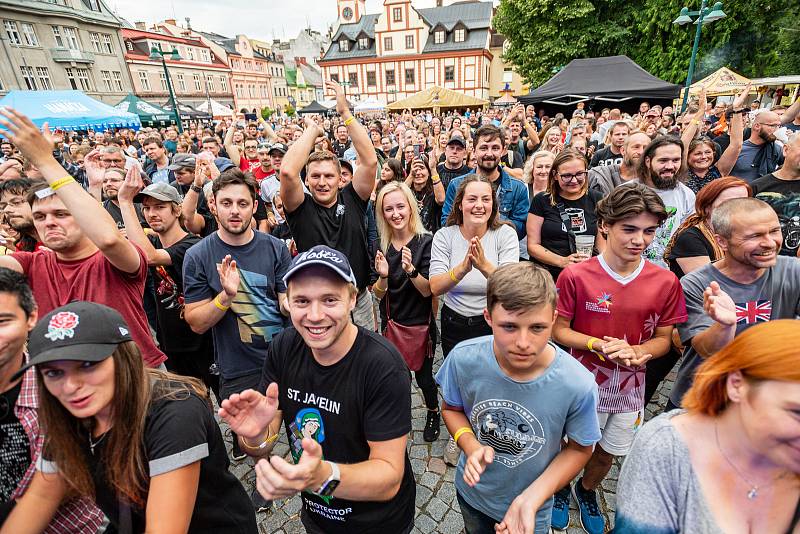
[200,49,210,62]
[177,73,186,91]
[339,39,349,52]
[193,73,201,91]
[186,47,195,61]
[383,36,392,51]
[112,71,123,91]
[330,73,339,82]
[404,67,414,85]
[89,31,101,52]
[219,76,228,92]
[19,65,36,90]
[367,71,376,87]
[52,26,64,47]
[159,71,167,90]
[138,70,150,91]
[385,68,395,86]
[348,72,358,88]
[392,7,402,22]
[434,30,445,44]
[405,35,413,49]
[0,75,5,91]
[454,28,465,42]
[261,85,266,98]
[100,70,112,91]
[20,23,38,46]
[358,37,368,50]
[63,27,80,50]
[36,67,53,89]
[102,33,113,54]
[75,68,93,91]
[445,66,455,82]
[4,21,21,45]
[65,67,77,89]
[206,75,214,92]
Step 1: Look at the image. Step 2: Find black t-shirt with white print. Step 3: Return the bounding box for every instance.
[260,327,415,534]
[39,384,257,534]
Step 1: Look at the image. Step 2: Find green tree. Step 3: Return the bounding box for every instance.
[260,106,274,120]
[285,104,296,117]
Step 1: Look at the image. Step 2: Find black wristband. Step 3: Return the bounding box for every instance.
[190,184,203,193]
[406,268,419,279]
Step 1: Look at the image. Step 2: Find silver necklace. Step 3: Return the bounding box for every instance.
[88,431,108,455]
[715,422,787,499]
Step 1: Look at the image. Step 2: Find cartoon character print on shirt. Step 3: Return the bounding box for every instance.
[561,208,587,233]
[219,265,284,344]
[644,205,679,265]
[289,408,334,504]
[755,191,800,253]
[468,399,546,468]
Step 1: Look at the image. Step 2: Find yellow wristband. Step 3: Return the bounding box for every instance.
[213,295,230,311]
[432,175,441,184]
[50,176,76,192]
[241,429,279,451]
[453,427,474,444]
[587,337,600,351]
[449,269,460,283]
[344,116,355,126]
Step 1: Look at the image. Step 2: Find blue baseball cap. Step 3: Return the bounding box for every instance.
[283,245,357,286]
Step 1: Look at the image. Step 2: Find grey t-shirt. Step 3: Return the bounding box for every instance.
[429,225,519,316]
[615,411,723,534]
[436,338,601,530]
[670,257,800,406]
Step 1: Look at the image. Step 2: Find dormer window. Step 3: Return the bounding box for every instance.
[434,30,445,44]
[358,36,368,49]
[454,28,466,42]
[339,38,349,52]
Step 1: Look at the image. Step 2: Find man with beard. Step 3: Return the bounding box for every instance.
[100,167,146,231]
[589,132,650,197]
[731,110,784,182]
[0,108,166,369]
[634,137,696,269]
[436,132,470,191]
[440,125,529,239]
[183,169,291,480]
[0,178,42,251]
[331,123,351,159]
[752,133,800,257]
[281,80,377,330]
[669,198,800,409]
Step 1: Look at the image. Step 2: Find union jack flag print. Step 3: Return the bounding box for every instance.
[735,300,772,325]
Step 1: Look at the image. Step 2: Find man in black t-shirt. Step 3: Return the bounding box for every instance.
[436,132,470,190]
[281,79,378,331]
[590,121,629,167]
[219,246,415,534]
[751,132,800,257]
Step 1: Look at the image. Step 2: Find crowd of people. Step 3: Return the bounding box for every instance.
[0,75,798,534]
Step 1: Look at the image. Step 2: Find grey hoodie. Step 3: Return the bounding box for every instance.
[589,163,631,197]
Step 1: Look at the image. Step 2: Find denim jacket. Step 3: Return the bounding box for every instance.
[440,167,530,239]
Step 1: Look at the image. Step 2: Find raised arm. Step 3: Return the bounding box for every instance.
[223,124,241,167]
[280,116,322,213]
[330,79,376,201]
[717,85,750,176]
[780,91,800,125]
[257,116,278,143]
[117,167,173,266]
[681,87,706,168]
[0,109,141,274]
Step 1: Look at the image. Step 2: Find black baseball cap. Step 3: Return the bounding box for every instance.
[447,132,466,148]
[283,245,357,286]
[268,143,288,155]
[15,302,132,380]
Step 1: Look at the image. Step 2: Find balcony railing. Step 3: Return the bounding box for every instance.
[50,47,95,64]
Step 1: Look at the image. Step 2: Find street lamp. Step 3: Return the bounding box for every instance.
[673,1,727,113]
[149,46,183,133]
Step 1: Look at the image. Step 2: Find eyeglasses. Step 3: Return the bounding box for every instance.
[558,171,587,183]
[101,158,125,167]
[244,145,258,150]
[760,123,781,129]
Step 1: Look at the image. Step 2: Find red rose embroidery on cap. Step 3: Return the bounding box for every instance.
[45,311,80,341]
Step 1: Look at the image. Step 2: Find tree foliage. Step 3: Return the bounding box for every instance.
[260,106,274,120]
[495,0,800,87]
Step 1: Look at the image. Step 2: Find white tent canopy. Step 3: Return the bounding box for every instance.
[196,99,234,117]
[354,97,387,113]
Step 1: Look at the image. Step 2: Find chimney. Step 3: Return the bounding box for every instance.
[135,21,146,30]
[165,18,176,26]
[185,17,192,30]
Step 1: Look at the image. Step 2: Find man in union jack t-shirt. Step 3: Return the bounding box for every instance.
[671,197,800,409]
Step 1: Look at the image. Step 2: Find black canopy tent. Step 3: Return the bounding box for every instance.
[519,56,681,108]
[297,100,332,115]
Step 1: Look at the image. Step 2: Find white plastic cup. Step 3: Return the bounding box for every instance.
[575,235,595,257]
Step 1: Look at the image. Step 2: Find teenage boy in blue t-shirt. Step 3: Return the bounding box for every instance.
[436,262,601,534]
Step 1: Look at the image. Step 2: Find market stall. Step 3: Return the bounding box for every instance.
[0,90,140,131]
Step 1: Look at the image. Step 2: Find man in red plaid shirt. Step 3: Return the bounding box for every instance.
[0,268,103,532]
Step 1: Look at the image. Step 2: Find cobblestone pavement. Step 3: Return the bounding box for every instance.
[219,345,678,534]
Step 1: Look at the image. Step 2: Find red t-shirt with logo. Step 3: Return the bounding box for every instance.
[12,245,167,368]
[556,257,687,413]
[239,157,261,174]
[252,167,275,183]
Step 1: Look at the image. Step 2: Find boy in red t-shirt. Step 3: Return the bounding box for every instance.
[550,183,687,533]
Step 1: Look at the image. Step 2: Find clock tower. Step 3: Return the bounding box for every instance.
[337,0,365,24]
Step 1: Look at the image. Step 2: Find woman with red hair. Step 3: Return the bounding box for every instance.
[615,320,800,534]
[664,176,751,279]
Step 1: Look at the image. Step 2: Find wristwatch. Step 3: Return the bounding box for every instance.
[406,268,419,279]
[190,184,203,193]
[315,461,340,497]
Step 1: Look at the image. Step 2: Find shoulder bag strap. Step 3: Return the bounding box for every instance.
[555,201,577,254]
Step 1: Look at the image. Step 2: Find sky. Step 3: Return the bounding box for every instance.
[112,0,439,43]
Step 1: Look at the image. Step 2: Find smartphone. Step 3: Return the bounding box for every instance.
[413,145,421,159]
